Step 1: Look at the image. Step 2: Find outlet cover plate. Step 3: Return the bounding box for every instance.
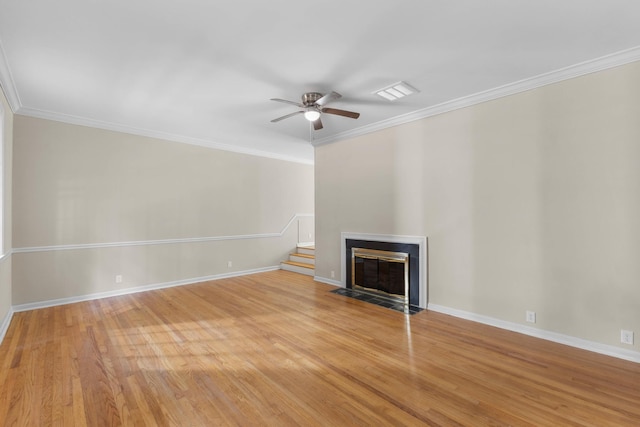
[621,330,634,345]
[526,311,536,323]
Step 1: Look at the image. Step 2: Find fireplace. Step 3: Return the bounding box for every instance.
[352,248,409,304]
[342,233,427,308]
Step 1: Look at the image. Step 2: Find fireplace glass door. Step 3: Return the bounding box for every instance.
[352,248,409,303]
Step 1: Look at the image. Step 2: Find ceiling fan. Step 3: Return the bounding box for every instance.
[270,91,360,130]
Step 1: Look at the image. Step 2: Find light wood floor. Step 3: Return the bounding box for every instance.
[1,271,639,426]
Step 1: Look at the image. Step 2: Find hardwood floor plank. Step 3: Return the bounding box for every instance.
[1,270,639,426]
[71,375,89,427]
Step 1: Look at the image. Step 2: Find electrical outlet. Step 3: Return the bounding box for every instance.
[227,261,232,268]
[331,270,335,279]
[526,310,536,323]
[115,275,123,284]
[621,330,634,345]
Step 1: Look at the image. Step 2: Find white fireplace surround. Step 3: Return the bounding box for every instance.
[341,232,427,309]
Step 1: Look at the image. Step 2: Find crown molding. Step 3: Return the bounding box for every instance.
[4,39,640,159]
[16,106,314,165]
[0,32,310,163]
[0,39,21,112]
[312,45,640,147]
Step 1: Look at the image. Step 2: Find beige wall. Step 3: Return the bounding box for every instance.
[0,85,13,330]
[315,61,640,351]
[12,116,314,305]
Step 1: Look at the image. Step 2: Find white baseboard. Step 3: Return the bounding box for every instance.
[428,304,640,364]
[0,307,14,345]
[314,275,342,287]
[12,266,280,313]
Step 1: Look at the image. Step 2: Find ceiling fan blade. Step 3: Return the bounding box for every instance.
[321,107,360,119]
[271,111,304,122]
[270,98,304,107]
[315,91,341,106]
[313,118,323,130]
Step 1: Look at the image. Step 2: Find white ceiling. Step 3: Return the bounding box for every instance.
[1,1,640,164]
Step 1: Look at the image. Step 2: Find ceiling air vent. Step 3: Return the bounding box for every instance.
[374,81,419,101]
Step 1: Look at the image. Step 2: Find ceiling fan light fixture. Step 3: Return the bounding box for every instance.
[304,110,321,121]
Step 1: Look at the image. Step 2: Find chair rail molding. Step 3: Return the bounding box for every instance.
[13,213,314,254]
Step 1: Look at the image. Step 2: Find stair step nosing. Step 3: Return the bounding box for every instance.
[291,253,315,259]
[281,260,314,269]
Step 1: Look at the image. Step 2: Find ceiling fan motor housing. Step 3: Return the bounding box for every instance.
[302,92,323,106]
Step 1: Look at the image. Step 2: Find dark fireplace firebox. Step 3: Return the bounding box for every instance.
[352,248,409,304]
[345,238,421,307]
